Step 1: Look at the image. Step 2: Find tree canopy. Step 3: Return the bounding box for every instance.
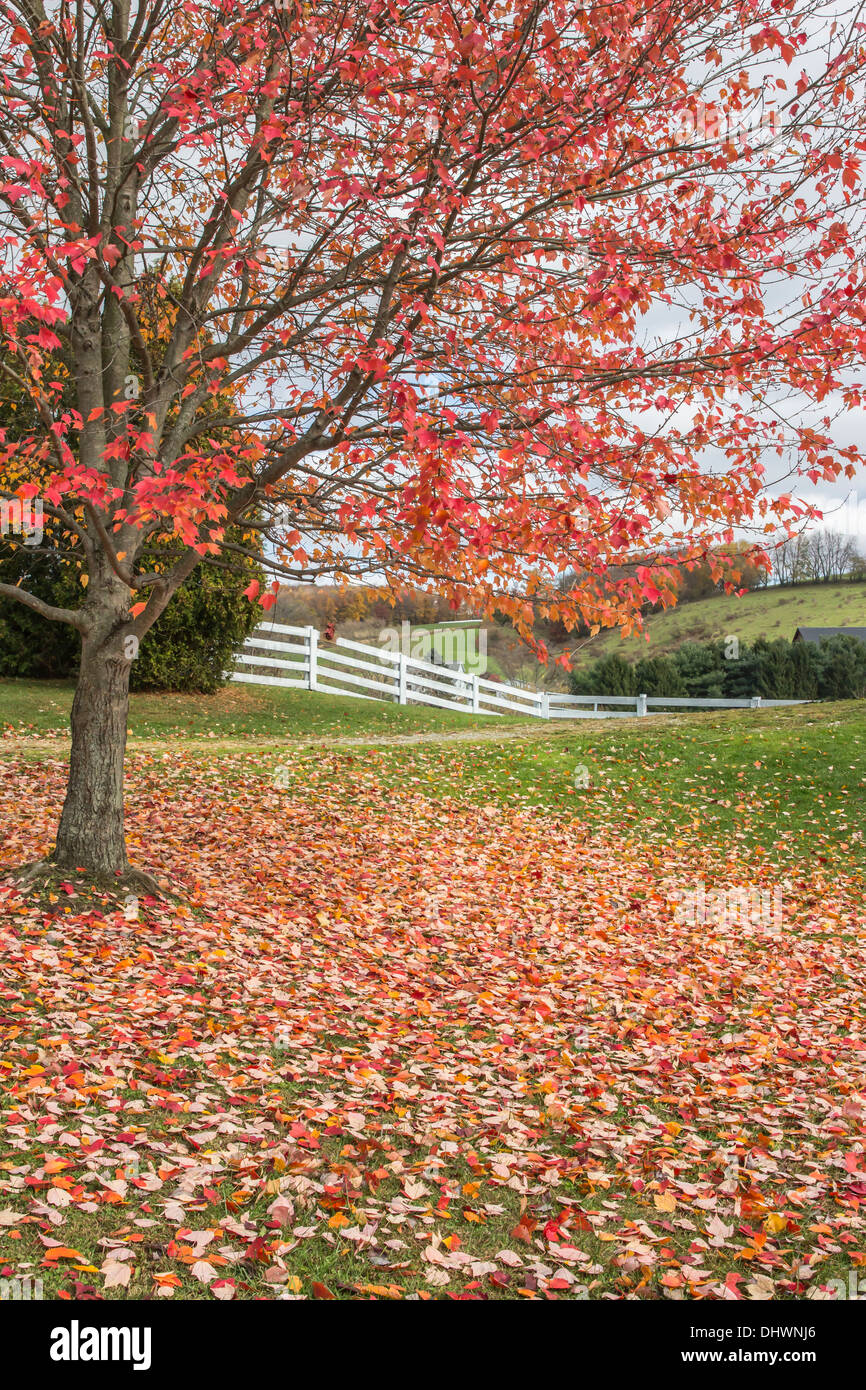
[1,0,865,876]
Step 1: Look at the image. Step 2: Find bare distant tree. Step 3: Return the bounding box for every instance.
[773,529,863,584]
[809,530,857,582]
[771,533,813,584]
[772,535,795,585]
[848,549,866,582]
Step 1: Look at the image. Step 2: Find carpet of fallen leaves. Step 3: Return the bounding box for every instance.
[1,750,865,1301]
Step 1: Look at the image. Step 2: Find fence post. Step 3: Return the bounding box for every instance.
[472,673,480,713]
[750,695,761,709]
[398,652,407,705]
[307,626,318,691]
[636,692,647,717]
[540,691,550,720]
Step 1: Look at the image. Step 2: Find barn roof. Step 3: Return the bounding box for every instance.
[793,626,866,644]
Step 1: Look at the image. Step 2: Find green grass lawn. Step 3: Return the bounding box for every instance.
[0,677,528,741]
[284,701,866,872]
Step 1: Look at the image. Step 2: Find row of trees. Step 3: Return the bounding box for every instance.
[569,636,866,702]
[771,531,866,586]
[272,583,462,631]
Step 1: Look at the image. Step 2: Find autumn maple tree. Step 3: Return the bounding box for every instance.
[0,0,865,884]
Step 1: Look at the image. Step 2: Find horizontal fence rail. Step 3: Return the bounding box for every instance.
[228,625,810,720]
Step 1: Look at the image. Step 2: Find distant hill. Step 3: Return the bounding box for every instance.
[568,580,866,667]
[273,579,866,688]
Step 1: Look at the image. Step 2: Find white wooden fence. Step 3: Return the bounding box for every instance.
[229,624,809,720]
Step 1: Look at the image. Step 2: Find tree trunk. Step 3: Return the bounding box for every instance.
[53,635,132,876]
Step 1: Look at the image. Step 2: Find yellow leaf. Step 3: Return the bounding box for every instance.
[764,1213,787,1235]
[79,574,89,587]
[654,1192,677,1212]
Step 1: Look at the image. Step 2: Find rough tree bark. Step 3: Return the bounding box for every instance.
[53,632,131,876]
[45,556,185,886]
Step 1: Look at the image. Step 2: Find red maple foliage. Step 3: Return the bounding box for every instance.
[0,0,865,875]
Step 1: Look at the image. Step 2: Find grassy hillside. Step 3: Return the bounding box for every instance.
[329,581,866,684]
[569,580,866,667]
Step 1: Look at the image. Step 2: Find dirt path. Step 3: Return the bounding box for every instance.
[3,704,800,759]
[1,721,574,757]
[295,722,565,747]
